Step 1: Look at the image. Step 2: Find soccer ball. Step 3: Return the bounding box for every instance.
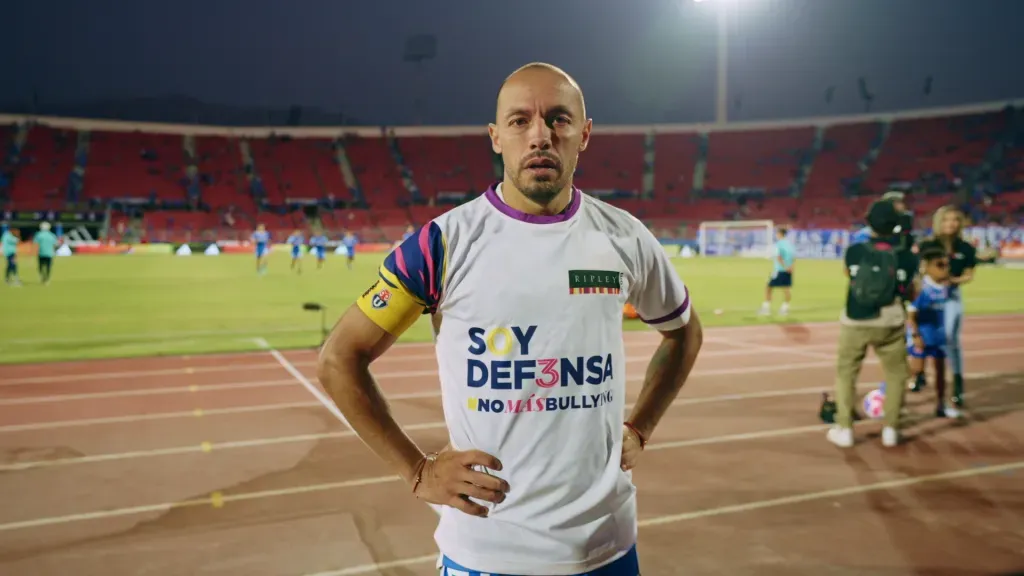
[862,387,886,419]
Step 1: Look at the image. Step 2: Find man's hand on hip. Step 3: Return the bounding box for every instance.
[413,447,509,518]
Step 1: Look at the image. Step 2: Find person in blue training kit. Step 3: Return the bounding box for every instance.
[759,225,795,316]
[34,222,60,284]
[287,228,305,274]
[341,231,359,270]
[913,205,975,408]
[905,246,959,418]
[252,224,270,275]
[2,226,21,286]
[308,230,328,270]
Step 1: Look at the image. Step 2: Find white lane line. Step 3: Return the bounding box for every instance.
[2,343,1019,433]
[0,379,296,406]
[256,337,444,517]
[304,554,440,576]
[0,385,844,471]
[254,338,353,432]
[0,421,876,532]
[2,335,1018,400]
[3,400,1021,534]
[706,337,836,361]
[2,312,1021,347]
[4,383,1018,474]
[2,324,1020,387]
[636,460,1024,527]
[306,455,1024,575]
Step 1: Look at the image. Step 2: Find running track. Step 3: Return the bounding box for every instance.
[0,316,1023,575]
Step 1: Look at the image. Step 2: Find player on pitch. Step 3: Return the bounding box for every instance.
[317,62,704,576]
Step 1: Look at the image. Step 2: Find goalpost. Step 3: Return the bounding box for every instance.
[697,220,775,258]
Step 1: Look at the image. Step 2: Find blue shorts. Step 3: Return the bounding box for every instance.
[768,270,792,288]
[908,344,946,360]
[5,254,14,267]
[440,546,639,576]
[291,246,301,259]
[256,244,267,258]
[314,247,325,260]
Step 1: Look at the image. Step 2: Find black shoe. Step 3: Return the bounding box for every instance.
[909,373,926,393]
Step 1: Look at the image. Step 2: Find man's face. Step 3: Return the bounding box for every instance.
[894,200,906,213]
[488,69,592,206]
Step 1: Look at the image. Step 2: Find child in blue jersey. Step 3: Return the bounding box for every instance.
[286,229,305,274]
[906,246,957,418]
[252,224,270,274]
[308,231,328,270]
[341,231,359,270]
[759,226,795,316]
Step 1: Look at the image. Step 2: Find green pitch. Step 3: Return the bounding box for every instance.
[1,253,1022,364]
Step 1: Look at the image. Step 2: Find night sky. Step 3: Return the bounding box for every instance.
[5,0,1023,126]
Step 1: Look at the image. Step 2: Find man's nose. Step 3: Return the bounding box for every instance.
[528,119,553,150]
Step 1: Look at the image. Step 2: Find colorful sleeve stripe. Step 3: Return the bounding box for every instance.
[380,221,447,311]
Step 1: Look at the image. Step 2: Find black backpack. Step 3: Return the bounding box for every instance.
[851,242,898,309]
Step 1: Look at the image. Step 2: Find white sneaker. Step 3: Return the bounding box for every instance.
[827,426,853,448]
[940,406,961,419]
[779,303,790,316]
[881,426,900,447]
[758,304,771,316]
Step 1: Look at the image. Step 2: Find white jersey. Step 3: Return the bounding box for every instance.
[356,183,691,575]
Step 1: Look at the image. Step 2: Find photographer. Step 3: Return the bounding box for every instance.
[829,199,919,449]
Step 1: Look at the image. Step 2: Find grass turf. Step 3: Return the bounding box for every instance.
[2,252,1022,364]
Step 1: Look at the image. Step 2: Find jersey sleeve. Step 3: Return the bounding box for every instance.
[355,221,447,336]
[629,224,691,331]
[906,287,929,313]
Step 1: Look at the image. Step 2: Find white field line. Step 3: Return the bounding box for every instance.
[3,312,1022,348]
[2,346,1020,433]
[10,415,1023,535]
[255,337,445,517]
[1,375,1015,472]
[2,330,1021,388]
[3,416,1020,559]
[0,383,866,472]
[310,447,1024,576]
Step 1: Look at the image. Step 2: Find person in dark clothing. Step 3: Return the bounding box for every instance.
[829,199,919,448]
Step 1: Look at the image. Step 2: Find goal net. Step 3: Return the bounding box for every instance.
[697,220,775,258]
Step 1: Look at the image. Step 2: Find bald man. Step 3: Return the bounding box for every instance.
[317,62,703,576]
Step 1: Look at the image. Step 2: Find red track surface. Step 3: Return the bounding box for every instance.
[0,317,1023,575]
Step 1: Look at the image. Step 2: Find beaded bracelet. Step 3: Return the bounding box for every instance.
[411,452,438,495]
[623,422,647,449]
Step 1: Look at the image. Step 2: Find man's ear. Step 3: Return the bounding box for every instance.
[488,124,502,154]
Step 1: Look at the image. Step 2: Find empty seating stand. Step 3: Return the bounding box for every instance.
[7,102,1021,239]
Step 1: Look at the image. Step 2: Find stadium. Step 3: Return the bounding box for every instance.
[3,1,1024,575]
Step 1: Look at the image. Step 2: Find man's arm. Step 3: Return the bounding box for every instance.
[627,310,703,443]
[625,226,705,444]
[315,223,505,516]
[317,305,425,483]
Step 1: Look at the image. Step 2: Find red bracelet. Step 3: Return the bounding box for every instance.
[623,422,647,449]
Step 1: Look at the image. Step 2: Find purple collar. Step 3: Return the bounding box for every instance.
[484,182,582,224]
